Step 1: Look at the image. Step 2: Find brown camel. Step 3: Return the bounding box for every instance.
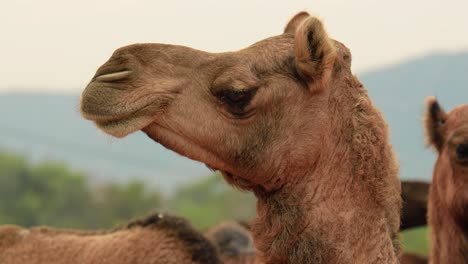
[424,97,468,264]
[401,181,430,230]
[0,213,220,264]
[205,221,256,264]
[80,12,402,263]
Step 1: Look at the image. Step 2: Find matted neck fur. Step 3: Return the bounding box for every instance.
[424,97,468,264]
[81,12,402,263]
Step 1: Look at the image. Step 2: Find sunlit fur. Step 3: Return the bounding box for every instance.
[0,214,220,264]
[424,97,468,264]
[80,12,402,263]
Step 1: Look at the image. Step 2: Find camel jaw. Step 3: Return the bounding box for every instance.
[142,123,233,175]
[142,123,257,189]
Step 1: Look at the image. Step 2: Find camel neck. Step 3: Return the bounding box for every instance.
[250,78,401,263]
[251,157,398,263]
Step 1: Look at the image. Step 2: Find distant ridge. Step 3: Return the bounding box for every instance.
[1,51,467,191]
[361,51,468,181]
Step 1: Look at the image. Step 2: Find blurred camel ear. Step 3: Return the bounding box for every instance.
[284,12,310,34]
[424,96,448,151]
[294,16,336,93]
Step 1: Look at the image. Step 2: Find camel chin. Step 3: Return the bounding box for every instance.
[95,115,155,138]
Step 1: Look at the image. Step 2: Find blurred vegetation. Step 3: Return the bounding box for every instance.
[0,149,428,256]
[0,149,255,230]
[0,150,163,229]
[401,226,430,255]
[172,174,256,230]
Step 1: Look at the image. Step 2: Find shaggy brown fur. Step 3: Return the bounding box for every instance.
[424,97,468,264]
[0,213,220,264]
[80,12,402,263]
[401,181,430,230]
[205,221,255,264]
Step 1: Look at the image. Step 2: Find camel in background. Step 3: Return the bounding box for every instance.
[205,221,255,264]
[80,11,402,263]
[424,97,468,263]
[400,181,430,264]
[0,213,220,264]
[401,181,430,230]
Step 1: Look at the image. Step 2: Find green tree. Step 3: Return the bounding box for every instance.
[171,173,256,229]
[0,150,163,229]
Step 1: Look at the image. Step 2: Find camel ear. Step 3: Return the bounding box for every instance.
[294,16,336,93]
[284,12,310,34]
[424,96,447,151]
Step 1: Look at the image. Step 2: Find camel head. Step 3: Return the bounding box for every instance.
[80,12,352,192]
[425,96,468,223]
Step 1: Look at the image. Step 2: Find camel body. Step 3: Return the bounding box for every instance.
[0,214,220,264]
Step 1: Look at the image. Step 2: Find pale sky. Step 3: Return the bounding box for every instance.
[1,0,467,93]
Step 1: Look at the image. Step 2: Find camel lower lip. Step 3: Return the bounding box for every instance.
[95,70,132,82]
[94,114,154,138]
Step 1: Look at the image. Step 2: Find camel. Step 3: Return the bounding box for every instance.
[0,213,221,264]
[401,181,430,230]
[205,221,255,264]
[80,12,402,263]
[424,97,468,264]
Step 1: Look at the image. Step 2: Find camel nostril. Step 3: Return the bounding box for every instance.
[95,70,132,82]
[456,144,468,159]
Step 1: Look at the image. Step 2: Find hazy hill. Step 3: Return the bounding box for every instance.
[1,51,467,191]
[362,51,468,182]
[0,94,210,192]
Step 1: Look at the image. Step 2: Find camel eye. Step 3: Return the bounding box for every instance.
[456,144,468,160]
[216,88,257,116]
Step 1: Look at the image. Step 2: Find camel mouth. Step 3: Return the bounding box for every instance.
[80,95,157,138]
[80,79,175,138]
[143,123,233,176]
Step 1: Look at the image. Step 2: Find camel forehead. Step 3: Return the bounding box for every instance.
[223,35,296,69]
[447,105,468,128]
[246,35,295,57]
